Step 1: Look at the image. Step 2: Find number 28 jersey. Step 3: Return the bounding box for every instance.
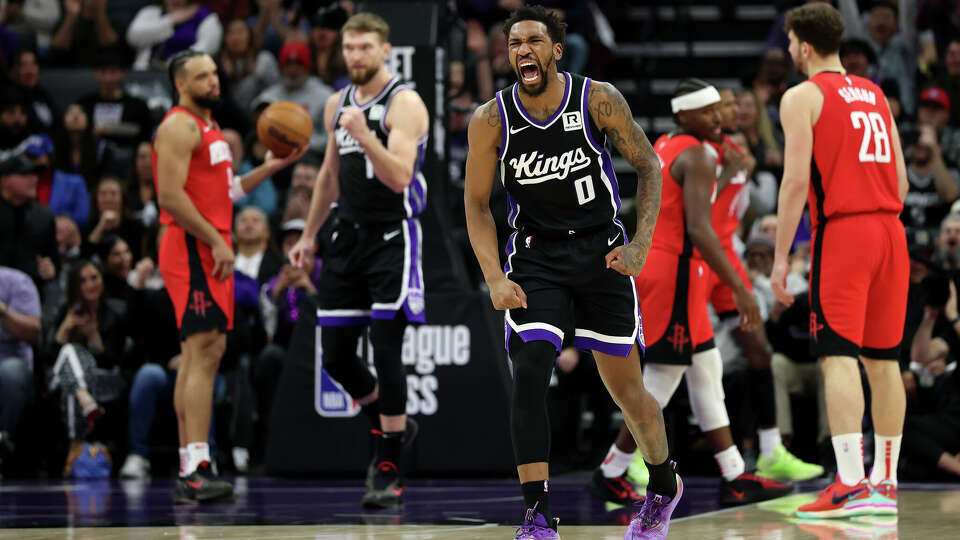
[808,72,901,228]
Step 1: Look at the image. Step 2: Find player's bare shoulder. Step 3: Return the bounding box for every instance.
[156,111,201,150]
[781,81,823,123]
[467,98,502,148]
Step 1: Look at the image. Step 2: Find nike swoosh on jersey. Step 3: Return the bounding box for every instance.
[607,232,621,246]
[509,125,530,135]
[383,230,401,241]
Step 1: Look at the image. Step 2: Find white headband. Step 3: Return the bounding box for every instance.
[670,86,721,113]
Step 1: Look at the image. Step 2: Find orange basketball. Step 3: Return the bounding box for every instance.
[257,101,313,157]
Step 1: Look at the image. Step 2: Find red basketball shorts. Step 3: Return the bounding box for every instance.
[707,246,753,319]
[159,225,234,340]
[636,248,714,365]
[809,212,908,360]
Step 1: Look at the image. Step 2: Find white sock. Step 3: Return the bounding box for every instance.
[600,443,635,478]
[758,427,782,459]
[831,433,865,486]
[186,442,211,476]
[178,448,187,478]
[869,435,902,486]
[714,445,746,481]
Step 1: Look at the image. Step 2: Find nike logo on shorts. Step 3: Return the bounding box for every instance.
[509,125,530,135]
[607,231,621,246]
[383,230,401,242]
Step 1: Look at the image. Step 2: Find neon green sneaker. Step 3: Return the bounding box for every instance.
[756,445,824,482]
[625,452,649,489]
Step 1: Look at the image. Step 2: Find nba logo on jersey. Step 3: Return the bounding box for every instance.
[209,140,232,166]
[562,111,582,131]
[369,104,385,121]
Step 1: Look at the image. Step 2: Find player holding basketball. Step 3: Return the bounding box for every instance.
[634,79,792,507]
[773,3,908,518]
[288,13,429,509]
[465,6,680,538]
[154,50,305,503]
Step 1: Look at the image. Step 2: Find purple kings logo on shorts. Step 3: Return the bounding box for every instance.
[407,287,425,315]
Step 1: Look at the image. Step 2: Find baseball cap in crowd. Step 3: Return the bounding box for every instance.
[920,87,950,113]
[310,5,348,30]
[0,147,45,176]
[279,42,313,71]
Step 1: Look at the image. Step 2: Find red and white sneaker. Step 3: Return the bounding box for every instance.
[796,477,873,519]
[868,480,898,515]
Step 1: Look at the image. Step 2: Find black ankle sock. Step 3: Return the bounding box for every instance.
[362,400,382,431]
[645,459,678,498]
[520,480,551,520]
[379,430,404,467]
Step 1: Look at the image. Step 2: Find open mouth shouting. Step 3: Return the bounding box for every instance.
[518,58,541,84]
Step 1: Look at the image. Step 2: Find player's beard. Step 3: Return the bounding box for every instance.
[193,94,222,110]
[515,55,552,97]
[349,65,379,86]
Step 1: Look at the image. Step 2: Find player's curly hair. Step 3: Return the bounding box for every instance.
[502,5,567,48]
[785,3,844,56]
[673,78,712,98]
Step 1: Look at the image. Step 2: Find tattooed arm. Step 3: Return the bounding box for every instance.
[587,80,662,276]
[464,99,527,310]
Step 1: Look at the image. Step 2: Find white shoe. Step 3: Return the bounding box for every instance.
[119,454,150,479]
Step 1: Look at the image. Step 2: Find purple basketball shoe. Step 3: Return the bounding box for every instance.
[624,473,683,539]
[514,505,560,539]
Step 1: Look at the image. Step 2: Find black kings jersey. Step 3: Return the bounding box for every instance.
[333,75,428,225]
[497,72,622,233]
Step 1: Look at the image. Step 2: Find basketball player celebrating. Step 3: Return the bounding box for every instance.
[154,50,306,503]
[288,13,428,509]
[465,6,681,538]
[706,89,823,483]
[773,3,908,518]
[635,79,793,507]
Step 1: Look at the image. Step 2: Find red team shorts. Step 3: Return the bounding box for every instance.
[636,248,714,365]
[159,225,235,340]
[809,212,908,360]
[707,247,754,319]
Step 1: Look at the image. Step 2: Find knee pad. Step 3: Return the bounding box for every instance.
[642,363,686,408]
[321,325,376,400]
[370,316,409,416]
[686,348,730,432]
[509,337,557,465]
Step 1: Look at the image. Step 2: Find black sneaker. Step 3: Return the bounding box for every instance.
[718,472,794,506]
[585,468,643,506]
[365,418,419,489]
[174,461,234,503]
[361,460,404,509]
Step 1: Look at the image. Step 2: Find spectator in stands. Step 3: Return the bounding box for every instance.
[902,124,960,229]
[308,5,348,90]
[0,0,60,55]
[839,37,877,80]
[250,0,298,55]
[234,206,283,284]
[55,214,82,268]
[917,86,960,169]
[735,88,782,171]
[0,148,56,289]
[127,0,224,70]
[838,0,917,115]
[0,88,32,151]
[50,0,119,66]
[47,260,131,445]
[78,47,155,172]
[538,0,589,76]
[52,103,101,188]
[285,158,319,208]
[85,175,144,260]
[21,132,88,229]
[96,234,135,302]
[126,141,158,229]
[254,41,333,153]
[935,213,960,270]
[227,128,278,217]
[8,48,56,132]
[0,265,41,470]
[931,37,960,127]
[219,18,282,114]
[903,283,960,479]
[206,0,251,23]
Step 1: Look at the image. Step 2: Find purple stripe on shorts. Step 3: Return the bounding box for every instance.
[403,218,426,323]
[317,316,370,327]
[503,231,518,274]
[517,328,563,352]
[506,193,519,229]
[574,336,633,357]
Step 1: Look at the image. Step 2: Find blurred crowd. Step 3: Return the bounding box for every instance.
[1,0,960,484]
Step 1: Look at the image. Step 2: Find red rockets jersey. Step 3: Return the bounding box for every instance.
[807,72,902,228]
[651,133,704,257]
[707,134,750,249]
[152,106,234,233]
